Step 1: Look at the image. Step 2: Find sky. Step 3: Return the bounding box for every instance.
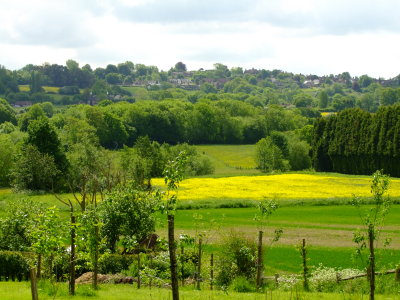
[1,0,400,78]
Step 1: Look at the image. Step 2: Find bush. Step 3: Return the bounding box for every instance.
[59,86,80,95]
[190,155,215,175]
[288,139,311,171]
[230,276,255,293]
[98,253,136,274]
[0,251,30,281]
[216,232,257,288]
[123,252,171,287]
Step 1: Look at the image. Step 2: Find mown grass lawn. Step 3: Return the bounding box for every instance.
[0,282,397,300]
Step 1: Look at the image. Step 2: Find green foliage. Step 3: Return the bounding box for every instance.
[18,104,46,131]
[312,106,400,176]
[99,182,160,253]
[77,207,102,272]
[352,171,391,262]
[230,276,255,293]
[11,144,59,191]
[0,134,15,186]
[287,138,311,171]
[98,253,136,274]
[216,232,257,287]
[26,117,68,174]
[29,71,43,94]
[85,106,128,149]
[0,98,16,125]
[0,199,44,251]
[255,137,289,172]
[0,251,30,281]
[29,206,65,257]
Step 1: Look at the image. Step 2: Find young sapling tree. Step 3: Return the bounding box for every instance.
[352,170,391,300]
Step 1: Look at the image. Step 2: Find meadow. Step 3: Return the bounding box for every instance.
[2,282,396,300]
[196,145,257,175]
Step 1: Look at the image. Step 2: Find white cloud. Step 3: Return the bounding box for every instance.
[1,0,400,78]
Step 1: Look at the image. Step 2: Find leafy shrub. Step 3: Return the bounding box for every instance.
[190,155,215,175]
[216,232,257,288]
[0,251,30,281]
[124,252,171,286]
[59,86,80,95]
[230,276,255,293]
[98,253,136,274]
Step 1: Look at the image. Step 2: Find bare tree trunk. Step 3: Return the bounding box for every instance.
[168,214,179,300]
[196,237,202,290]
[256,230,263,291]
[93,224,99,290]
[368,225,375,300]
[396,265,400,282]
[36,254,41,280]
[69,214,76,295]
[30,268,39,300]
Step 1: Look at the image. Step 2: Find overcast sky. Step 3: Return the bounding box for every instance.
[1,0,400,78]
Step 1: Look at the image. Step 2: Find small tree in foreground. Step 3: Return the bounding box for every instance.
[352,170,391,300]
[162,151,187,300]
[254,200,282,291]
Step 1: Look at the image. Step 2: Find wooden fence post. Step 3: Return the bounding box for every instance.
[196,238,202,290]
[210,253,214,290]
[301,239,309,291]
[69,214,76,295]
[274,273,279,288]
[30,268,39,300]
[256,230,263,291]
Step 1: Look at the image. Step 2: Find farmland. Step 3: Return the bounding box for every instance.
[1,144,400,299]
[152,173,400,203]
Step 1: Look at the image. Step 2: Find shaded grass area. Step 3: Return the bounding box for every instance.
[0,282,396,300]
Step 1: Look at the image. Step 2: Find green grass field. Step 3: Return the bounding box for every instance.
[196,145,258,176]
[0,282,397,300]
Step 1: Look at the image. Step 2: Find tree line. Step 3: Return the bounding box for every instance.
[2,61,400,115]
[311,105,400,177]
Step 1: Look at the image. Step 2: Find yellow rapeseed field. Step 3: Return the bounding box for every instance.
[153,173,400,201]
